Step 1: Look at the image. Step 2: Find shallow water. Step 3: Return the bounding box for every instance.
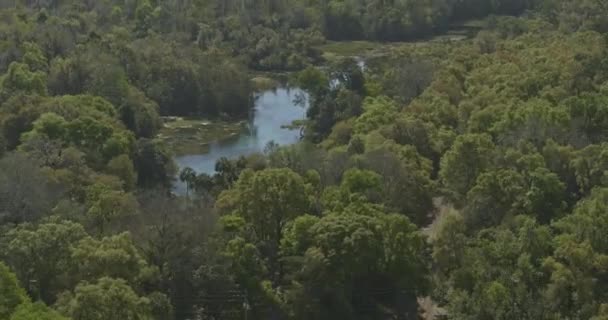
[173,86,308,192]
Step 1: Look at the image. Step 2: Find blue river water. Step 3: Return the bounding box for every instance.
[173,86,308,193]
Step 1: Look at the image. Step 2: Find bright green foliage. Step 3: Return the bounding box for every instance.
[464,167,565,229]
[215,167,429,318]
[288,202,429,319]
[335,168,382,203]
[135,0,156,35]
[71,233,156,286]
[341,169,382,195]
[25,113,67,141]
[0,62,47,101]
[440,133,496,199]
[554,188,608,252]
[21,42,48,72]
[465,169,527,229]
[0,262,29,319]
[389,114,439,160]
[218,169,312,238]
[295,66,329,95]
[0,263,65,320]
[65,116,113,146]
[217,168,312,282]
[543,188,608,319]
[1,2,608,320]
[221,236,266,290]
[280,215,320,257]
[492,99,570,147]
[311,204,426,282]
[2,221,87,303]
[85,181,138,234]
[10,302,68,320]
[56,277,151,320]
[443,216,553,320]
[215,168,315,316]
[146,292,173,320]
[8,94,135,170]
[354,96,399,135]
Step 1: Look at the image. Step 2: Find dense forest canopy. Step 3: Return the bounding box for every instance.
[2,0,608,319]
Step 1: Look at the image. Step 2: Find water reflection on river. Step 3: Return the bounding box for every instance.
[173,86,308,192]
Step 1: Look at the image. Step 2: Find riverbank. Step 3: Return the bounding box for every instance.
[172,87,308,194]
[161,20,483,157]
[317,20,482,61]
[159,75,287,156]
[157,117,248,156]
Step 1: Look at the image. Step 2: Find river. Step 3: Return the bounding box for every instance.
[173,86,308,192]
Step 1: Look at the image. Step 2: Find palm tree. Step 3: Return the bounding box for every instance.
[179,167,196,197]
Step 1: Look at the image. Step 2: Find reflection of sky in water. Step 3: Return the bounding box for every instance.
[173,87,308,193]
